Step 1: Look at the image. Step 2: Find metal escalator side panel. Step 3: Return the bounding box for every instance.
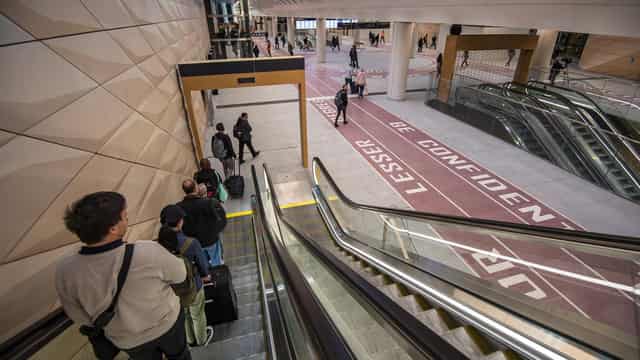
[251,165,356,360]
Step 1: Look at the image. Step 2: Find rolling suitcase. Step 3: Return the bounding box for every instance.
[204,265,238,325]
[224,160,244,198]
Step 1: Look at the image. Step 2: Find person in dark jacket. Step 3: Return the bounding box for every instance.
[436,53,443,77]
[177,180,225,267]
[159,205,213,347]
[334,84,349,127]
[193,158,220,199]
[252,44,259,58]
[212,123,236,179]
[288,41,294,56]
[349,44,358,68]
[233,112,260,164]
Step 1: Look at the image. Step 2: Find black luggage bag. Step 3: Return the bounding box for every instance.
[204,265,238,325]
[225,160,244,198]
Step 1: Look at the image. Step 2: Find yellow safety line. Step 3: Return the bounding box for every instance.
[226,199,319,219]
[280,199,317,209]
[226,210,254,219]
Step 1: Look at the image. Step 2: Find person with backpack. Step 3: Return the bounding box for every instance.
[334,84,349,127]
[212,123,236,179]
[194,158,220,200]
[233,112,260,165]
[159,205,214,348]
[177,179,227,267]
[349,44,358,68]
[56,192,191,360]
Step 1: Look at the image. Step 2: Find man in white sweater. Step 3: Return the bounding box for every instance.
[55,191,191,359]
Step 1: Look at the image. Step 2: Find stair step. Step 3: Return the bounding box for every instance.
[191,331,265,360]
[238,302,262,319]
[415,309,451,335]
[238,290,261,306]
[380,283,405,298]
[442,326,489,359]
[213,315,263,342]
[370,346,412,360]
[396,294,426,314]
[480,350,520,360]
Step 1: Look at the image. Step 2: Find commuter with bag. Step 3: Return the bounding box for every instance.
[212,122,236,181]
[159,205,214,347]
[233,112,260,165]
[56,192,190,360]
[177,180,227,267]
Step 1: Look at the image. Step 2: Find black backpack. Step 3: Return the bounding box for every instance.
[209,197,227,234]
[335,91,344,108]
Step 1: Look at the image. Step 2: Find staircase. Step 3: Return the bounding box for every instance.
[192,217,267,360]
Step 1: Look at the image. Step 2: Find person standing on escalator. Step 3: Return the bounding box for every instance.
[212,123,236,179]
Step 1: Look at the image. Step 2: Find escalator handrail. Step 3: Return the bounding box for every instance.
[262,164,469,360]
[0,309,72,360]
[506,82,640,195]
[311,157,640,251]
[251,165,356,360]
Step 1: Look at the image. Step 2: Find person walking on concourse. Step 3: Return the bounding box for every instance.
[334,84,349,127]
[355,68,367,99]
[233,112,260,164]
[212,122,236,179]
[159,205,214,348]
[56,192,191,360]
[349,44,359,68]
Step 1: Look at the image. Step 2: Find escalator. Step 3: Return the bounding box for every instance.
[455,86,555,162]
[509,83,640,202]
[8,158,640,360]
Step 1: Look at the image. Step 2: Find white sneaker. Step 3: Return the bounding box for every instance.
[204,326,214,346]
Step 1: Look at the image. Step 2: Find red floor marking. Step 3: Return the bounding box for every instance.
[305,55,638,334]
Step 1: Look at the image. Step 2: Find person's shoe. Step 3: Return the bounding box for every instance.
[344,121,348,125]
[253,151,260,158]
[334,122,339,127]
[239,160,246,165]
[204,326,214,346]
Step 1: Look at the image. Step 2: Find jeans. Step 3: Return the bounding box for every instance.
[124,310,191,360]
[184,288,207,346]
[358,85,365,98]
[221,158,234,179]
[203,235,223,267]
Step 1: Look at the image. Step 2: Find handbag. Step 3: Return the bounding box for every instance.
[216,171,228,202]
[79,244,134,359]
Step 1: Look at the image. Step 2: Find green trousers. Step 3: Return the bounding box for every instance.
[185,288,207,345]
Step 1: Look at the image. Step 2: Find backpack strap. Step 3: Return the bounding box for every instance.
[179,237,193,256]
[93,244,134,329]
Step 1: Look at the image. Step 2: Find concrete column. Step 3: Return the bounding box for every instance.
[287,17,296,46]
[387,22,414,101]
[410,25,418,58]
[317,18,327,63]
[436,23,450,52]
[353,29,360,45]
[531,29,559,69]
[272,16,278,38]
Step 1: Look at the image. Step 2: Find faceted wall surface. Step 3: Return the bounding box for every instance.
[0,0,209,343]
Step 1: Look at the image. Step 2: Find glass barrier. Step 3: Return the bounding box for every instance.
[312,158,640,359]
[259,167,429,360]
[454,83,640,203]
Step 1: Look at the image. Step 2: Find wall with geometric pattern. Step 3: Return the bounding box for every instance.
[0,0,209,344]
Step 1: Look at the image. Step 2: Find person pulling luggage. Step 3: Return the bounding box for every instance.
[233,112,260,165]
[334,84,349,127]
[159,205,214,348]
[212,123,236,179]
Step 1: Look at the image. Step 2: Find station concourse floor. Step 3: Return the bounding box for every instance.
[203,38,640,336]
[211,39,640,238]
